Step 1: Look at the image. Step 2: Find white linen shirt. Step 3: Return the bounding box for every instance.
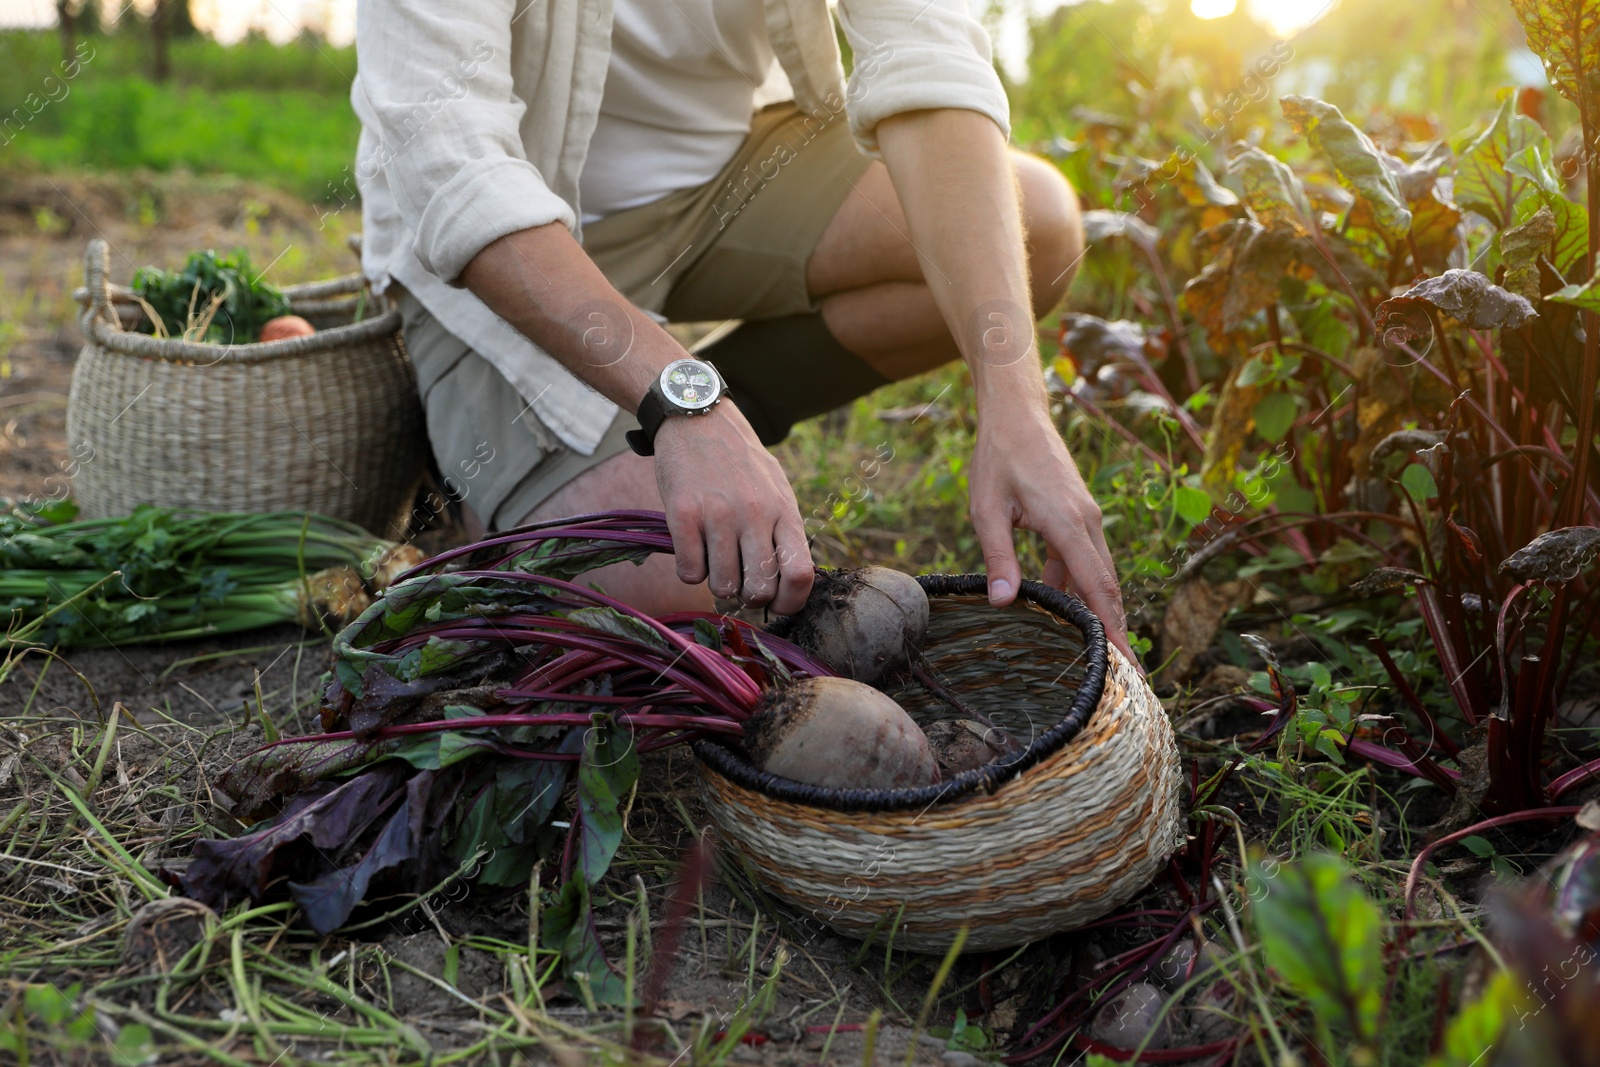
[579,0,776,220]
[351,0,1011,455]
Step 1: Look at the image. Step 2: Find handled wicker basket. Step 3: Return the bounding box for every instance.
[66,239,427,537]
[695,575,1185,953]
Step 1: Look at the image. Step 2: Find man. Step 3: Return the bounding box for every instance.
[352,0,1131,658]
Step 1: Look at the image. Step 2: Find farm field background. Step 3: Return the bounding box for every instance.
[2,0,1599,1064]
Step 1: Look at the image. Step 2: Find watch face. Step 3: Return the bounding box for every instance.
[660,359,721,411]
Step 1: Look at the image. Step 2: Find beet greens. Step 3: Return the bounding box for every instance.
[179,511,827,1001]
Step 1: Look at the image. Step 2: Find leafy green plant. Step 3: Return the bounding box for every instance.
[0,983,157,1065]
[130,247,291,343]
[931,1007,993,1053]
[1250,851,1386,1062]
[1009,12,1600,1059]
[1043,4,1600,817]
[1459,834,1524,881]
[1427,971,1524,1067]
[1326,2,1600,814]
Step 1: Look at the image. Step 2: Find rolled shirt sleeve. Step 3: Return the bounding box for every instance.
[836,0,1012,156]
[352,0,576,284]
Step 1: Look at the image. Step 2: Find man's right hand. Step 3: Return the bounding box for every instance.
[461,222,814,612]
[652,400,814,614]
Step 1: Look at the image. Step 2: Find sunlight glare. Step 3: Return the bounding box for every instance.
[1247,0,1335,37]
[1191,0,1239,17]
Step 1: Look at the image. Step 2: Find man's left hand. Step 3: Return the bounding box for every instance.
[968,407,1134,662]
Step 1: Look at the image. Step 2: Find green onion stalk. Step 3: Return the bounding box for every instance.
[1,501,424,648]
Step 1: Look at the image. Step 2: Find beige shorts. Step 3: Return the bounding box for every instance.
[400,100,873,529]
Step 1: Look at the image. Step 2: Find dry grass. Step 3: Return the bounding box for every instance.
[0,678,1051,1065]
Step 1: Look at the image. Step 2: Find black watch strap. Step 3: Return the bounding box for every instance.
[626,387,668,457]
[626,362,728,457]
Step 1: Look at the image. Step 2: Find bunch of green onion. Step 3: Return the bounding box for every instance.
[0,501,421,648]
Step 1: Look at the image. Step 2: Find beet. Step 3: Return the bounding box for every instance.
[791,566,929,686]
[260,315,315,342]
[923,718,1023,777]
[744,676,939,790]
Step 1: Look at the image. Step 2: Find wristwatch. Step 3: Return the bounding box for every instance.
[625,357,729,457]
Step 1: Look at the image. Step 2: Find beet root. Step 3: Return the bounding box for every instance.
[744,676,939,790]
[259,315,316,342]
[923,718,1023,777]
[792,566,929,686]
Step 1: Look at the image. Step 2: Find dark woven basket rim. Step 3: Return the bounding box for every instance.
[692,572,1109,813]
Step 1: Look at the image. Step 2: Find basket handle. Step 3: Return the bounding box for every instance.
[83,238,122,333]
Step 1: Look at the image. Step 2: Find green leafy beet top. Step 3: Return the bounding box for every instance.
[130,248,292,344]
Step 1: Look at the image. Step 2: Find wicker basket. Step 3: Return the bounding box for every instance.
[694,574,1185,953]
[66,238,426,537]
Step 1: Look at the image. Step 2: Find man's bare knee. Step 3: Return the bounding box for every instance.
[510,450,715,616]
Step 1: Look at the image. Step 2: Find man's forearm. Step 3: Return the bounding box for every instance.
[458,220,813,614]
[875,109,1048,418]
[877,108,1129,652]
[458,222,678,412]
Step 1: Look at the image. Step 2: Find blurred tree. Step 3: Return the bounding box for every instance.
[78,0,102,36]
[149,0,169,81]
[54,0,101,62]
[170,0,198,38]
[56,0,75,62]
[146,0,197,81]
